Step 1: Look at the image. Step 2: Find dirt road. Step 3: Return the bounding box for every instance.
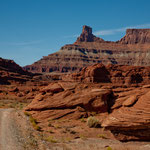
[0,108,26,150]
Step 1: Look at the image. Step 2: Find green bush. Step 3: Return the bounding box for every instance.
[87,116,100,128]
[107,146,112,150]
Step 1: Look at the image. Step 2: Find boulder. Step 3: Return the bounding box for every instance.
[40,83,64,93]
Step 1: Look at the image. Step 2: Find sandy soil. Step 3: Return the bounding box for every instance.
[0,109,26,150]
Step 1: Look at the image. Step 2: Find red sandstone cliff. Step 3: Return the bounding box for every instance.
[63,63,150,86]
[24,26,150,73]
[119,29,150,44]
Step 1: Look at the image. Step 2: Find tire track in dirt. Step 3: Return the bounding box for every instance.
[0,109,25,150]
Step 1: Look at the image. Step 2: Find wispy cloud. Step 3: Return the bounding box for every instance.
[94,23,150,36]
[64,23,150,39]
[63,34,79,38]
[0,40,43,46]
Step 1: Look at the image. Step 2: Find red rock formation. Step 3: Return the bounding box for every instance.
[24,63,150,141]
[24,26,150,73]
[102,86,150,141]
[0,57,33,84]
[119,29,150,44]
[0,57,30,75]
[63,63,150,85]
[25,82,113,120]
[76,25,105,43]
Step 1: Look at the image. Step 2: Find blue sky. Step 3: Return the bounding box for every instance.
[0,0,150,66]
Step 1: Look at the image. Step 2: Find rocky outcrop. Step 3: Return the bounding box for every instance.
[0,57,31,75]
[102,87,150,141]
[0,57,33,84]
[63,63,150,85]
[24,84,150,141]
[24,26,150,73]
[23,63,150,141]
[76,25,105,43]
[25,82,113,120]
[119,29,150,44]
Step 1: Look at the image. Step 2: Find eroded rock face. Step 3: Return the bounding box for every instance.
[24,64,150,141]
[119,29,150,44]
[24,26,150,73]
[63,63,150,85]
[76,25,105,42]
[25,82,113,120]
[102,87,150,141]
[24,81,150,141]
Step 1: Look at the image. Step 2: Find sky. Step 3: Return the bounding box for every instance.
[0,0,150,66]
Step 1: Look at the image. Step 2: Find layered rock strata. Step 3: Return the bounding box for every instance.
[24,26,150,73]
[102,87,150,141]
[25,63,150,141]
[63,63,150,86]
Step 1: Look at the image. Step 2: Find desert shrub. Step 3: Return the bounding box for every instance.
[65,137,71,142]
[24,111,31,116]
[87,116,100,128]
[48,130,54,133]
[18,103,26,109]
[91,111,97,116]
[54,124,61,129]
[107,146,112,150]
[29,116,37,124]
[34,125,41,131]
[48,118,53,122]
[0,103,5,107]
[80,118,86,122]
[97,134,107,139]
[46,136,57,143]
[26,114,41,131]
[79,134,87,140]
[48,122,53,127]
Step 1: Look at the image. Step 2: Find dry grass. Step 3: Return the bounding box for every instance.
[80,118,86,123]
[97,134,107,139]
[87,116,100,128]
[24,112,41,131]
[45,136,58,143]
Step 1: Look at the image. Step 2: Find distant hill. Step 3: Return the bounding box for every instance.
[0,57,33,84]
